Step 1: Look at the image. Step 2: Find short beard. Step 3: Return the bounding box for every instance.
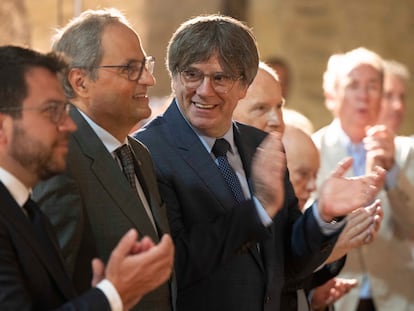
[10,122,64,181]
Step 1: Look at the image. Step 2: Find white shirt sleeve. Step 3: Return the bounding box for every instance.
[96,279,123,311]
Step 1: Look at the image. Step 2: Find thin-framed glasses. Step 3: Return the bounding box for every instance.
[96,56,155,81]
[0,101,71,125]
[180,68,243,94]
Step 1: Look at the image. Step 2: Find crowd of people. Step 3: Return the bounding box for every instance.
[0,7,413,311]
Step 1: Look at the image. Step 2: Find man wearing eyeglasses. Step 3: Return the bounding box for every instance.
[134,15,385,311]
[0,45,173,310]
[33,8,175,311]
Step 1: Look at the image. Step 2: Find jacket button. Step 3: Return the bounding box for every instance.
[264,296,271,303]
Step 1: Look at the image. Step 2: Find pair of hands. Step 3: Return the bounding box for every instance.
[91,230,174,310]
[252,132,386,221]
[311,277,358,310]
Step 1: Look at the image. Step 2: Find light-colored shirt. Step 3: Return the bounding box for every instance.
[78,109,156,230]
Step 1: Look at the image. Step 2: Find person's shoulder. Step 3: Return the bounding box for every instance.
[234,121,268,138]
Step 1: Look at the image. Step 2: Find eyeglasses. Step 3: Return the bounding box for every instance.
[0,101,71,125]
[96,56,155,81]
[180,69,243,94]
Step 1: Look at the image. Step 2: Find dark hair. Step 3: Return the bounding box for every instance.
[167,14,259,86]
[0,45,67,118]
[52,8,131,98]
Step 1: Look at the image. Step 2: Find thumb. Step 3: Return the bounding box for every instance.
[91,258,105,287]
[331,157,353,178]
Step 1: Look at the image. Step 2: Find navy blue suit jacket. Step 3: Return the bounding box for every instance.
[134,99,339,311]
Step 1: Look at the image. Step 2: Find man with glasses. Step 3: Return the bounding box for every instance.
[33,8,175,311]
[134,15,385,311]
[0,45,173,310]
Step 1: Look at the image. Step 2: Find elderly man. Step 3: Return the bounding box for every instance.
[314,47,414,311]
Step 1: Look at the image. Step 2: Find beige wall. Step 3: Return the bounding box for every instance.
[4,0,414,134]
[249,0,414,134]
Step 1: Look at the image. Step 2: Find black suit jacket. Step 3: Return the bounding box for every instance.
[33,105,174,311]
[134,100,339,311]
[0,183,110,310]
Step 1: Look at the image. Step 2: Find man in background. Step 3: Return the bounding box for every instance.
[314,47,414,311]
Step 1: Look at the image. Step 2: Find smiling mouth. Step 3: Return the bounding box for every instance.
[193,101,216,109]
[133,94,148,99]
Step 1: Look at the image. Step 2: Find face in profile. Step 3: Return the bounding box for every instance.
[8,67,76,181]
[234,68,285,135]
[377,74,406,133]
[283,126,319,210]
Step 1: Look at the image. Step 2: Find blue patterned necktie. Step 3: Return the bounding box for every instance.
[212,138,245,203]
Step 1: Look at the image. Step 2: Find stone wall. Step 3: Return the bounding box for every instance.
[3,0,414,134]
[249,0,414,134]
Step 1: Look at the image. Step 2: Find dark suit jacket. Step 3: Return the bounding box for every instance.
[0,183,110,310]
[33,106,174,311]
[134,99,340,311]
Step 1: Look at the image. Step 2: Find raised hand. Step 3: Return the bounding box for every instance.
[252,132,286,218]
[310,277,358,310]
[318,157,386,222]
[326,200,383,263]
[365,125,395,172]
[104,230,174,310]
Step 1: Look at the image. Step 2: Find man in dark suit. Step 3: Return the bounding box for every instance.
[0,45,174,310]
[32,8,175,311]
[134,15,386,311]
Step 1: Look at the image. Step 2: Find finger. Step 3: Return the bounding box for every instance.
[331,157,353,178]
[91,258,105,287]
[112,229,139,260]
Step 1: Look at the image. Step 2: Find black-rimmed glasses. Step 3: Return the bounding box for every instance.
[180,68,243,94]
[96,56,155,81]
[0,101,71,125]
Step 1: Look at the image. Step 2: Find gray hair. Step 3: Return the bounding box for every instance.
[52,8,131,98]
[383,59,410,82]
[166,14,259,86]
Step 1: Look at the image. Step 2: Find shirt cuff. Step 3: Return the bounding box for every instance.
[312,201,345,235]
[252,196,273,226]
[96,279,123,311]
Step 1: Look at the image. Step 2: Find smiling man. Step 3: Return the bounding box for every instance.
[134,15,385,311]
[32,9,175,311]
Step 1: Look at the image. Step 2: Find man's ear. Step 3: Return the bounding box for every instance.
[68,68,89,97]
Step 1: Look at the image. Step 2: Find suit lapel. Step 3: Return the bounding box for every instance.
[0,183,75,300]
[165,103,264,270]
[165,102,238,211]
[70,107,159,241]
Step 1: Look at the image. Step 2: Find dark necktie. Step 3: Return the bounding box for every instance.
[23,198,64,261]
[212,138,245,203]
[115,144,150,202]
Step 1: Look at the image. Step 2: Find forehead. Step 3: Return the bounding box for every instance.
[100,22,144,62]
[24,67,65,105]
[347,64,381,80]
[246,70,281,100]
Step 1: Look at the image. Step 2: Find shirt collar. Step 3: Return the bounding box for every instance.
[78,109,127,153]
[174,99,236,153]
[0,166,30,207]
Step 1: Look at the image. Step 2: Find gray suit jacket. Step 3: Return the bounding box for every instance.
[33,105,174,311]
[312,120,414,311]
